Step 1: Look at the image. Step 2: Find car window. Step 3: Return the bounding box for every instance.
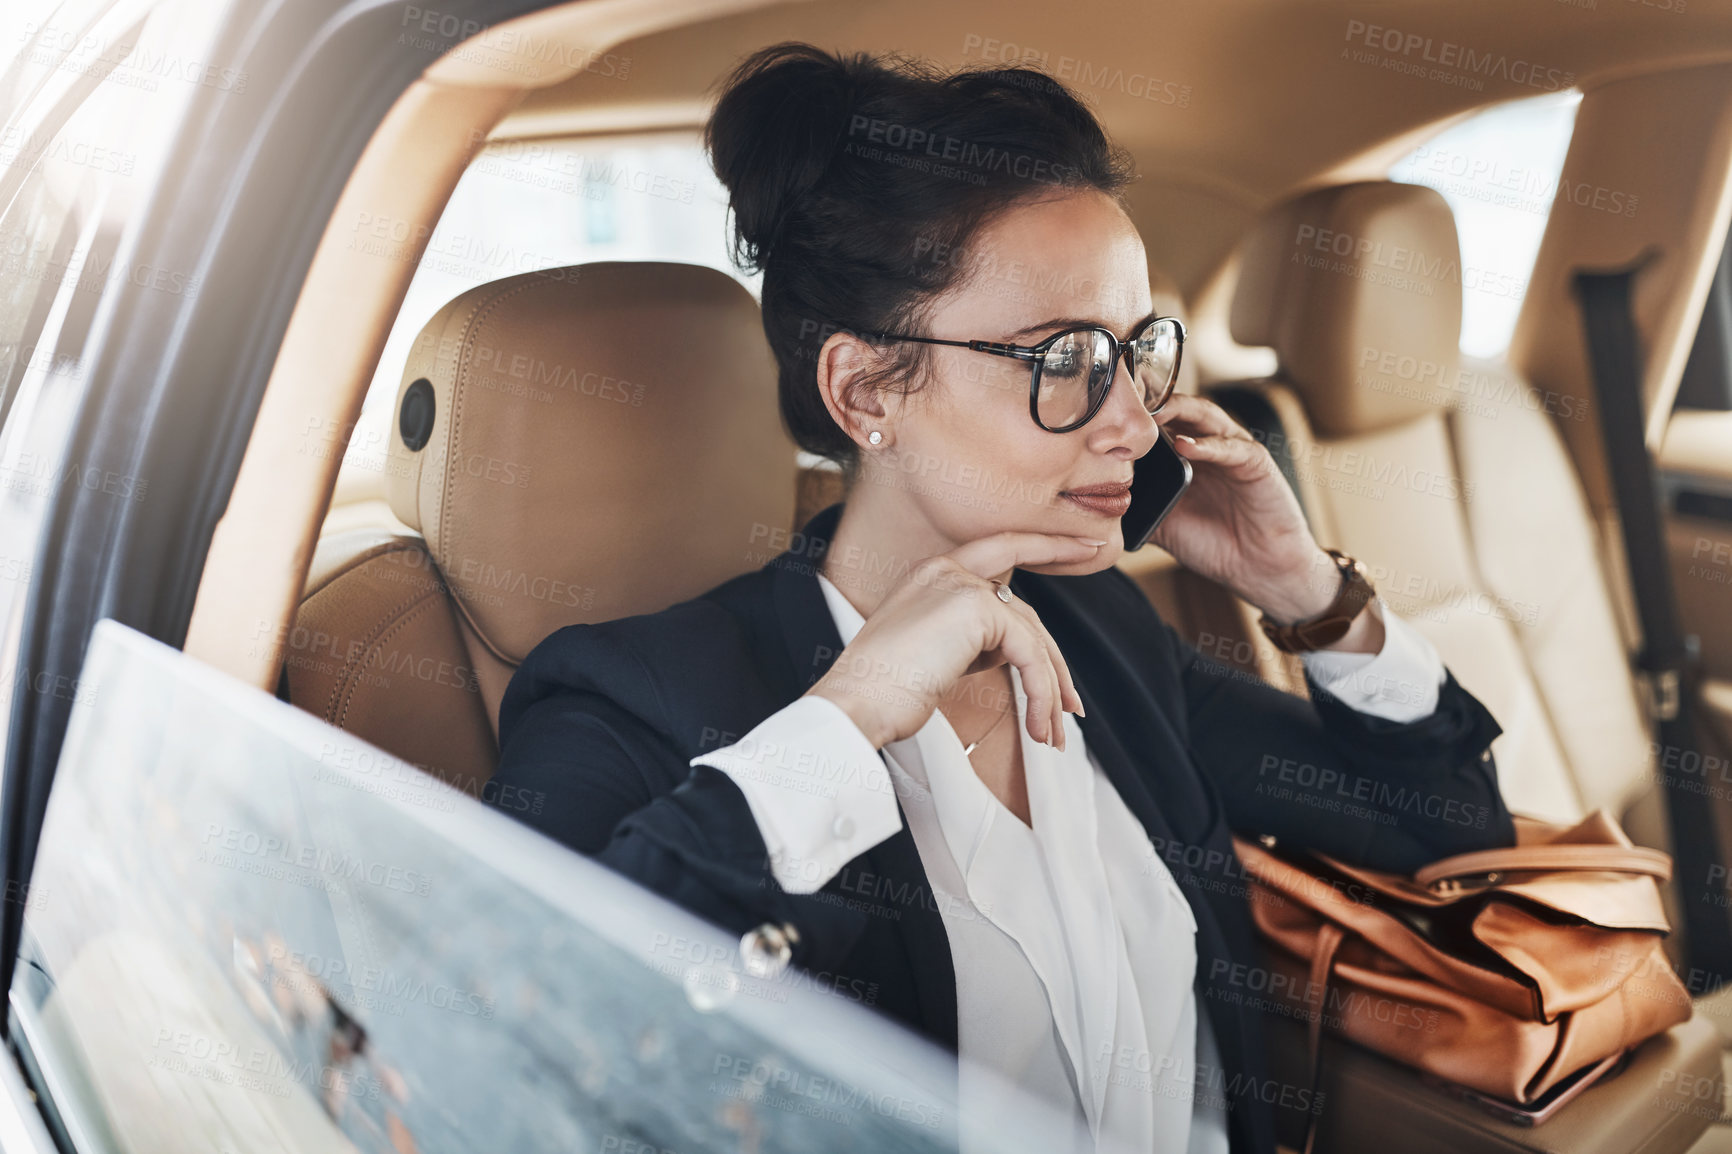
[1388,91,1581,359]
[0,0,189,778]
[13,618,1074,1154]
[361,133,753,416]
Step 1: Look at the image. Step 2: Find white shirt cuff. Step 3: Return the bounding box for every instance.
[1300,598,1447,723]
[690,694,902,895]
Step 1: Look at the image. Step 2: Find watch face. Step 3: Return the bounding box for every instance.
[1335,553,1368,587]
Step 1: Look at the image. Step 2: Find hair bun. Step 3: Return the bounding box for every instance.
[704,42,864,271]
[701,41,1133,472]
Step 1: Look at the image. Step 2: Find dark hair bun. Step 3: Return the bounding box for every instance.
[704,42,1135,472]
[705,42,871,271]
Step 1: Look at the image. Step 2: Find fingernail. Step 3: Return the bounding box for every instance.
[1175,433,1197,444]
[1077,537,1108,546]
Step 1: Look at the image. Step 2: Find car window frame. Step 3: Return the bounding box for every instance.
[0,0,569,1015]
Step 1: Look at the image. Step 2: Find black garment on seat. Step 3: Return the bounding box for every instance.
[488,500,1512,1154]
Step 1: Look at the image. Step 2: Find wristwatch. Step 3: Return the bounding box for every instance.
[1257,548,1376,653]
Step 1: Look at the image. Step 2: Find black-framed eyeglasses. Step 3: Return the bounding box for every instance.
[858,315,1186,433]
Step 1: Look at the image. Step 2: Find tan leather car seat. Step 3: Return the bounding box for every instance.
[1224,178,1732,1152]
[1225,179,1655,831]
[285,262,798,795]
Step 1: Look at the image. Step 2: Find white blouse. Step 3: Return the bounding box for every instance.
[692,574,1445,1152]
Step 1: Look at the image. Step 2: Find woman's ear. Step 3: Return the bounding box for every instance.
[816,330,895,450]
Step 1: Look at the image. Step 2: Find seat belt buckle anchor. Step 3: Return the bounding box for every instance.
[1639,635,1698,722]
[1645,668,1681,722]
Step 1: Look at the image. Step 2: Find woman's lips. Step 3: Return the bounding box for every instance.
[1061,485,1132,517]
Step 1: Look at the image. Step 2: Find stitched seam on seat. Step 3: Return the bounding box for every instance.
[304,537,426,600]
[438,279,544,600]
[299,545,445,718]
[435,278,569,666]
[444,582,522,668]
[321,578,451,725]
[331,589,454,733]
[414,293,491,537]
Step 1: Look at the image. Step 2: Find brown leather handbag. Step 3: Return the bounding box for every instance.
[1231,809,1693,1128]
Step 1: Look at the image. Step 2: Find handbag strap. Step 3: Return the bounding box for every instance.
[1301,923,1345,1154]
[1413,844,1673,887]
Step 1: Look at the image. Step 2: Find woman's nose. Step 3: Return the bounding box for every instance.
[1092,358,1159,453]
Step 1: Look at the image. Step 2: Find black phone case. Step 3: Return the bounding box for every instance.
[1121,427,1193,551]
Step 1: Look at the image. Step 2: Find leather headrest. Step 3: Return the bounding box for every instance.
[386,262,797,664]
[1230,181,1463,437]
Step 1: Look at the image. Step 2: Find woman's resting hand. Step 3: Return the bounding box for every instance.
[806,532,1102,751]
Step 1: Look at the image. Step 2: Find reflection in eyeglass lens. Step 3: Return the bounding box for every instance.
[1035,321,1180,426]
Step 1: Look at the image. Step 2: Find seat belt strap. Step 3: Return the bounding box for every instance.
[1573,253,1732,990]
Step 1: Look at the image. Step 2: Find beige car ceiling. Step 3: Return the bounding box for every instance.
[504,0,1732,295]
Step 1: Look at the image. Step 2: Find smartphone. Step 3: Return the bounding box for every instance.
[1121,425,1193,551]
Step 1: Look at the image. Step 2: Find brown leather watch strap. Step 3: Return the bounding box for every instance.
[1258,549,1376,654]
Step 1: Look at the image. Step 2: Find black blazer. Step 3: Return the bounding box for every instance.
[490,501,1513,1153]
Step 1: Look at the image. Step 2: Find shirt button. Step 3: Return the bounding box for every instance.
[832,815,856,840]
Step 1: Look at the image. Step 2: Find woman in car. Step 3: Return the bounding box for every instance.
[488,41,1512,1154]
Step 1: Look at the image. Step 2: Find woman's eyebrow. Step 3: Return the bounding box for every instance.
[1004,310,1162,341]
